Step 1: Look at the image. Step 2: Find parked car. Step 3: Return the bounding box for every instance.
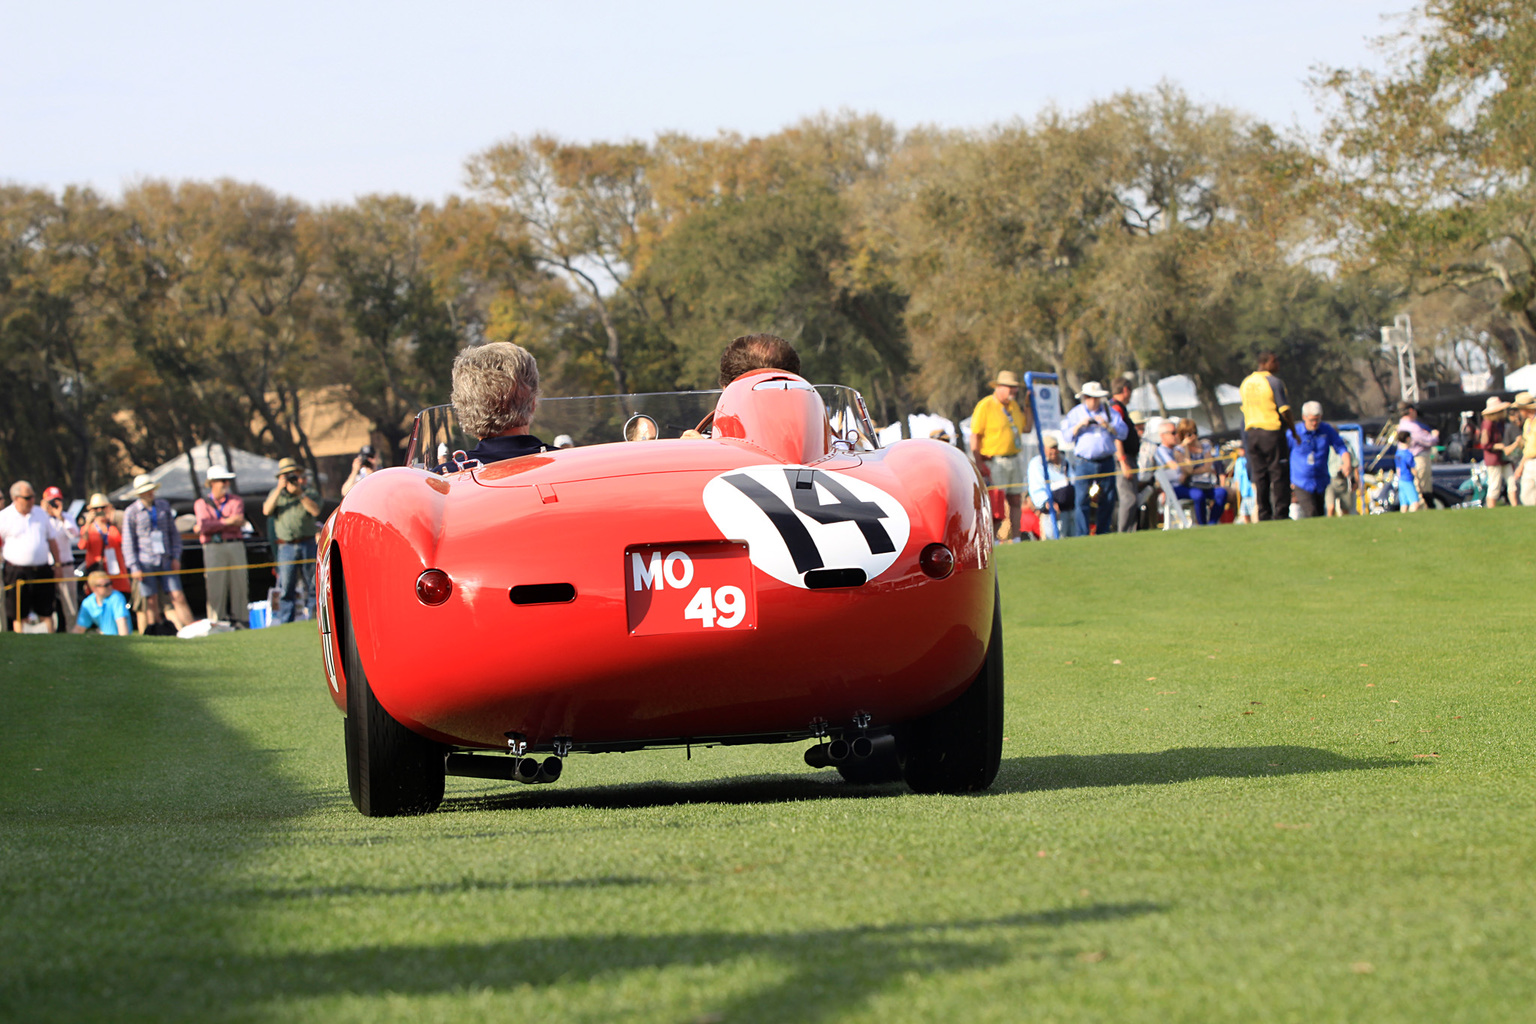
[316,370,1003,815]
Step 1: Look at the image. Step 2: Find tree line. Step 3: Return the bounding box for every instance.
[3,0,1530,496]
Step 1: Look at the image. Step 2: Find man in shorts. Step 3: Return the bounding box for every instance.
[1,480,68,632]
[121,474,193,631]
[969,371,1031,542]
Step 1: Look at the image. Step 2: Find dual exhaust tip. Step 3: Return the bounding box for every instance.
[445,752,562,785]
[804,732,892,769]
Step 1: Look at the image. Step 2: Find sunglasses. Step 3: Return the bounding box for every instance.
[91,582,113,590]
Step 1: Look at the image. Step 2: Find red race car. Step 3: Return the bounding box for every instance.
[317,370,1002,815]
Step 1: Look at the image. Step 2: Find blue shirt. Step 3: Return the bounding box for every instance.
[77,590,131,635]
[1233,456,1254,499]
[1394,445,1416,477]
[1288,422,1348,493]
[1061,402,1128,460]
[1027,454,1070,508]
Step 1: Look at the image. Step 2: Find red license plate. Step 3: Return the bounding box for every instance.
[625,542,757,636]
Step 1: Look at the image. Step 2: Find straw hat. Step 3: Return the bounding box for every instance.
[1129,410,1148,425]
[1482,396,1511,417]
[131,473,158,495]
[1513,391,1536,410]
[276,457,302,475]
[1041,432,1061,449]
[989,370,1022,389]
[1076,381,1109,399]
[86,492,111,510]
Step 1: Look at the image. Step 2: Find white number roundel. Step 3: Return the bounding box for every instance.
[702,465,911,588]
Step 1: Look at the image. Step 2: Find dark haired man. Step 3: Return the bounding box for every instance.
[718,334,801,387]
[1109,380,1140,532]
[1239,352,1299,521]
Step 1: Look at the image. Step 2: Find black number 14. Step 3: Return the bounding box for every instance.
[724,469,893,574]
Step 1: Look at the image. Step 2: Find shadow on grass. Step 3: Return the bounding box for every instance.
[996,745,1411,792]
[439,770,905,814]
[442,745,1408,813]
[17,903,1162,1021]
[229,874,658,902]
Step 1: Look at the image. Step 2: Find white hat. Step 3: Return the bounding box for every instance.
[552,434,574,449]
[1041,431,1061,449]
[206,465,236,481]
[1076,381,1109,399]
[1301,401,1323,417]
[132,473,158,495]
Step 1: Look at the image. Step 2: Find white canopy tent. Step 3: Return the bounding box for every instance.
[109,442,286,506]
[1125,375,1243,434]
[1504,364,1536,392]
[878,413,960,448]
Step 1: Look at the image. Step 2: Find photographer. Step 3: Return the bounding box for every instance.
[263,458,321,624]
[341,444,379,498]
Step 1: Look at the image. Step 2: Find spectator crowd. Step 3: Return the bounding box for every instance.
[970,353,1536,541]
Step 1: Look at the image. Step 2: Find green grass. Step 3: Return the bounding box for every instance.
[2,509,1533,1023]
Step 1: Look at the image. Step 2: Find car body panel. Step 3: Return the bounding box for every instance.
[319,371,994,753]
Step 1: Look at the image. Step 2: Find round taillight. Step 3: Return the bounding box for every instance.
[919,543,955,579]
[416,569,452,606]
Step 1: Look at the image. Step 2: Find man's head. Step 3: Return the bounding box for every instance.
[9,480,36,511]
[1042,432,1062,461]
[1077,381,1108,410]
[1112,379,1132,402]
[989,370,1022,404]
[552,434,574,450]
[275,458,305,491]
[1158,421,1178,446]
[359,444,378,466]
[1257,351,1279,373]
[1301,401,1323,430]
[1398,400,1418,418]
[207,465,235,497]
[1513,392,1535,418]
[86,493,112,519]
[42,485,64,516]
[719,334,801,388]
[452,342,540,440]
[87,570,112,596]
[131,474,158,505]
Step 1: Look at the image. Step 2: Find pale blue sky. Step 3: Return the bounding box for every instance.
[3,1,1405,205]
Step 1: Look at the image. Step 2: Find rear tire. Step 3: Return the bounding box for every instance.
[900,581,1004,794]
[336,554,446,816]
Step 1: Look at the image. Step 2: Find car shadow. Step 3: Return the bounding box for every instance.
[993,745,1412,793]
[438,745,1408,813]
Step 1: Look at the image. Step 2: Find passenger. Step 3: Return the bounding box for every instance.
[718,334,801,387]
[451,343,552,466]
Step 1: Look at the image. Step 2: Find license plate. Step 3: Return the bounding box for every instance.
[625,542,756,635]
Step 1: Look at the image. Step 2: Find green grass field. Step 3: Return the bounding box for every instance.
[2,509,1533,1023]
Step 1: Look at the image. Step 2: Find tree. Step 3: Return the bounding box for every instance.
[1318,0,1536,367]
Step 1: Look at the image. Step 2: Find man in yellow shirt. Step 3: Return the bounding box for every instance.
[1239,352,1300,521]
[1512,392,1536,506]
[970,370,1032,541]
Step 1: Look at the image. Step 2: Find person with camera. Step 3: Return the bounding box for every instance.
[194,466,248,625]
[80,493,132,595]
[263,458,321,624]
[341,444,379,498]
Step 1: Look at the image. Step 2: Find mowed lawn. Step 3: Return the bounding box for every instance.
[2,509,1532,1023]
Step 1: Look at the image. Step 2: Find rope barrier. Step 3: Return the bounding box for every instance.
[3,556,317,624]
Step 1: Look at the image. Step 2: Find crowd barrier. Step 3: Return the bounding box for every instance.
[1,556,317,633]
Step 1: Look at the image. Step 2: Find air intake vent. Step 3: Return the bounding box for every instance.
[803,568,867,589]
[510,583,576,605]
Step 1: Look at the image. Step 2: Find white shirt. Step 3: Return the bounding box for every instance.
[49,513,79,566]
[0,505,64,567]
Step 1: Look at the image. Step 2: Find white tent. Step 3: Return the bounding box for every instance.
[878,413,960,447]
[1504,364,1536,392]
[110,442,285,505]
[1125,375,1244,435]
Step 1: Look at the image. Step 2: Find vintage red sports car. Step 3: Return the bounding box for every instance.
[316,370,1002,815]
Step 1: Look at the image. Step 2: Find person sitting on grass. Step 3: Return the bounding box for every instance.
[1395,431,1425,512]
[71,570,132,636]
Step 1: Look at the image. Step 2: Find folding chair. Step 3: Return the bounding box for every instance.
[1155,469,1194,530]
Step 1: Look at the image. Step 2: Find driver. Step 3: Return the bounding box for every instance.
[718,334,801,387]
[451,342,553,465]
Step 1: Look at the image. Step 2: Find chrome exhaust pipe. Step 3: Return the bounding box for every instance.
[850,735,874,760]
[513,756,542,784]
[805,739,852,769]
[536,756,563,784]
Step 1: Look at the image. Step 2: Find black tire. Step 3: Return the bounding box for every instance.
[899,581,1004,794]
[336,553,446,816]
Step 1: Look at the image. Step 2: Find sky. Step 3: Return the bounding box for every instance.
[3,1,1407,206]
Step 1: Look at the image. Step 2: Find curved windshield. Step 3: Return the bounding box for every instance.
[406,385,880,472]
